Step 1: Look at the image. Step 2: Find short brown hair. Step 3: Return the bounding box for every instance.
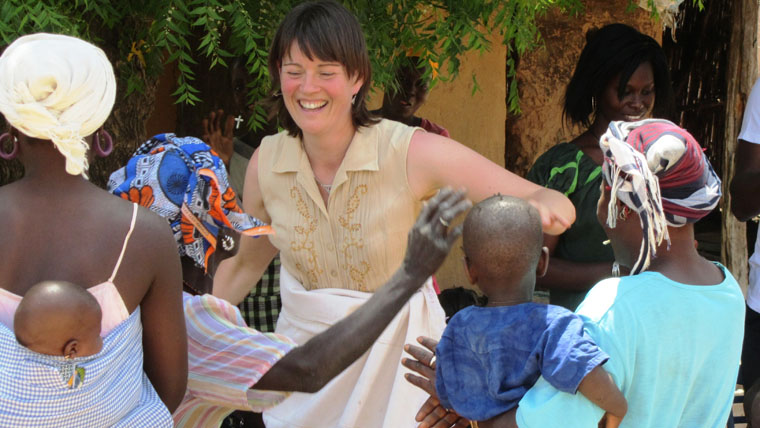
[267,0,377,137]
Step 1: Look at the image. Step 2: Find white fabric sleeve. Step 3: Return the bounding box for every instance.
[739,78,760,144]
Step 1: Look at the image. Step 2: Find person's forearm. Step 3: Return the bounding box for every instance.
[578,366,627,420]
[535,258,613,292]
[213,240,277,304]
[730,171,760,221]
[255,266,427,392]
[213,256,265,303]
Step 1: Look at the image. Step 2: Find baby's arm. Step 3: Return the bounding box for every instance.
[577,365,627,428]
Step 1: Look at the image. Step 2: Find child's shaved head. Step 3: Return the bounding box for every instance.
[15,281,102,357]
[463,195,544,284]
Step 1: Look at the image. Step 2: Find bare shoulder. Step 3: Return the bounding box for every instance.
[407,129,475,166]
[105,195,178,267]
[102,194,181,308]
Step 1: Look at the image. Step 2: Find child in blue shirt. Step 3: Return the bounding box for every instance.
[435,195,626,427]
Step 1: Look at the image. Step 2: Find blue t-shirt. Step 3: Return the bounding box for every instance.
[435,303,608,420]
[516,264,745,428]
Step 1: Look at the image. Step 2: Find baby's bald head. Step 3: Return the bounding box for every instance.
[15,281,102,357]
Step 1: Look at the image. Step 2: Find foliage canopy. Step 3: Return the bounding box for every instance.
[0,0,701,126]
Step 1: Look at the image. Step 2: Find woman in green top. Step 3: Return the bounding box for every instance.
[526,23,674,310]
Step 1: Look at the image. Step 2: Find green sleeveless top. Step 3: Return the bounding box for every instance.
[526,143,614,310]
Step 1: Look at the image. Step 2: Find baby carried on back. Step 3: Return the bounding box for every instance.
[0,280,173,427]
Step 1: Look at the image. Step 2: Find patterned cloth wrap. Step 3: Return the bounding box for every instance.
[0,309,173,427]
[108,133,272,271]
[600,119,722,274]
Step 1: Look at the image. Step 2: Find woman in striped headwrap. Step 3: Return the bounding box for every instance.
[404,119,745,428]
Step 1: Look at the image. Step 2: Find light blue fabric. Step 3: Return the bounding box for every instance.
[516,263,744,428]
[0,308,173,427]
[435,303,607,420]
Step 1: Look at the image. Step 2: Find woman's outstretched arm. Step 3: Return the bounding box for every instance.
[407,131,575,235]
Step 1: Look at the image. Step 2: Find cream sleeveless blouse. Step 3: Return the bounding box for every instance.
[258,119,422,292]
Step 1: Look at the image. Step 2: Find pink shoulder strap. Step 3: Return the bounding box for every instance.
[108,203,139,283]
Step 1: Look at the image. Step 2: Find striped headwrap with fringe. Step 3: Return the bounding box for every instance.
[600,118,721,274]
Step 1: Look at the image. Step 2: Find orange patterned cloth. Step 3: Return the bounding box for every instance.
[108,134,272,271]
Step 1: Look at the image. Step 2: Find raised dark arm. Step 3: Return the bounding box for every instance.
[255,188,471,392]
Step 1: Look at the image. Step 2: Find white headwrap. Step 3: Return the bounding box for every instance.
[0,33,116,178]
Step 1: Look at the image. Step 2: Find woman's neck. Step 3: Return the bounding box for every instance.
[16,141,92,189]
[301,119,356,176]
[588,117,611,141]
[637,225,723,285]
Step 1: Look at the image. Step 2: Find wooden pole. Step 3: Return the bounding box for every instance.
[721,0,758,293]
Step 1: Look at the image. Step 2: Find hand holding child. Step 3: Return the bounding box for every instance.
[402,336,470,428]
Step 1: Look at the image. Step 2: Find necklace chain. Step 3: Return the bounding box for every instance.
[314,176,333,194]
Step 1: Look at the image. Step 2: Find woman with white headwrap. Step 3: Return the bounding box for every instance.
[0,33,187,426]
[404,119,744,428]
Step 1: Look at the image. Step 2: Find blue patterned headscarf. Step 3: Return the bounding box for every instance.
[108,134,272,271]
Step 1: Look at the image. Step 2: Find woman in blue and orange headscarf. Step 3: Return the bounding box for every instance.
[109,134,273,295]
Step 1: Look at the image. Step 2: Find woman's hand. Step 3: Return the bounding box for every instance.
[525,188,575,236]
[202,109,235,166]
[414,397,470,428]
[402,336,470,428]
[402,188,471,282]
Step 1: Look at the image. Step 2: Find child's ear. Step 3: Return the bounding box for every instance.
[462,256,478,285]
[63,339,79,359]
[536,246,550,278]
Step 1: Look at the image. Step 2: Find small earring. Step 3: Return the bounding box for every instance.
[0,132,18,160]
[591,96,598,112]
[221,234,235,251]
[618,206,630,221]
[93,128,113,157]
[351,93,357,105]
